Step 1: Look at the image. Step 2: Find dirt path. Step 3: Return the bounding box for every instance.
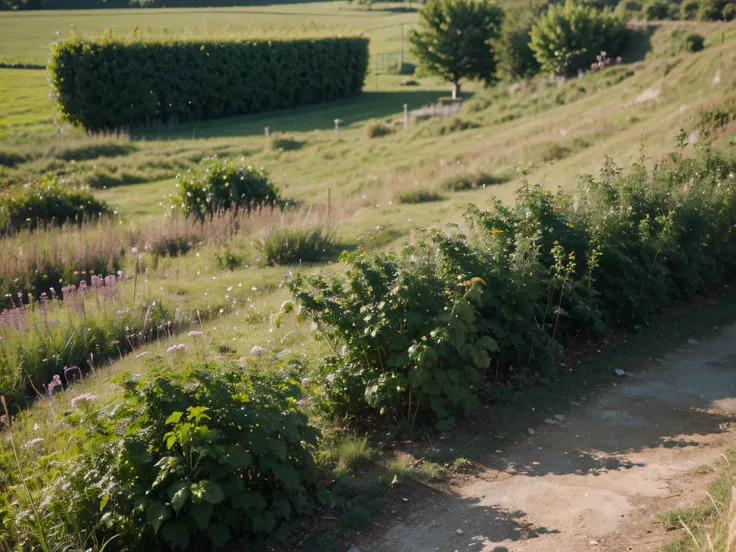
[362,324,736,552]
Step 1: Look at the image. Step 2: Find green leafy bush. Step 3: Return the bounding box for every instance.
[177,157,282,220]
[50,35,369,131]
[530,1,626,76]
[680,0,700,19]
[698,0,729,20]
[0,176,109,231]
[642,0,671,19]
[2,362,321,550]
[255,225,335,266]
[287,142,736,427]
[395,188,443,204]
[493,8,541,80]
[364,121,394,139]
[678,31,705,52]
[440,170,507,191]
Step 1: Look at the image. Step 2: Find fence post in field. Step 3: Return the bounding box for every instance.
[265,126,270,151]
[400,24,404,69]
[403,104,408,131]
[334,119,343,139]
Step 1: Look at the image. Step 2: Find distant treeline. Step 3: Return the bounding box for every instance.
[1,0,335,10]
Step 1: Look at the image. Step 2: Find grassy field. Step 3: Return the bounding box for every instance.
[0,1,419,65]
[0,4,735,549]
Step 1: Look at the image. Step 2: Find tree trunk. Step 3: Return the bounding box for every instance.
[452,82,461,99]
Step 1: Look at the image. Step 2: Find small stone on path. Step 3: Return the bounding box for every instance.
[527,428,536,435]
[456,529,464,535]
[615,369,626,377]
[555,414,566,421]
[687,338,699,345]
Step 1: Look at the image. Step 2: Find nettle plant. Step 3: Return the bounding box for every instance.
[177,157,283,220]
[285,239,498,430]
[3,362,321,551]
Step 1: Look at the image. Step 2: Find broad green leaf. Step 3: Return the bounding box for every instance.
[208,523,231,549]
[165,411,183,425]
[232,491,266,512]
[168,482,190,514]
[477,335,499,352]
[161,520,190,549]
[188,501,212,531]
[226,445,253,469]
[146,502,171,534]
[99,494,109,512]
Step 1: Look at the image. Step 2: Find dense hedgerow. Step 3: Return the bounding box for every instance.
[0,176,109,232]
[1,362,320,551]
[286,140,736,427]
[50,35,369,131]
[177,157,283,220]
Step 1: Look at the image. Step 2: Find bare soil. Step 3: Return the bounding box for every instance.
[360,324,736,552]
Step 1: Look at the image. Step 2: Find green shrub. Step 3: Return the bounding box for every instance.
[493,8,541,80]
[177,157,282,220]
[286,142,736,428]
[2,362,321,550]
[255,225,335,266]
[267,135,306,152]
[723,2,736,20]
[50,35,369,131]
[364,121,394,139]
[678,31,705,52]
[215,245,246,271]
[680,0,700,19]
[642,0,670,19]
[0,176,109,231]
[416,117,479,137]
[150,235,194,257]
[395,188,443,204]
[530,1,626,76]
[440,170,507,191]
[698,0,728,20]
[697,94,736,130]
[616,0,643,16]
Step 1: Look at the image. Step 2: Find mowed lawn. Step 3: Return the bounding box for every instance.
[0,1,419,65]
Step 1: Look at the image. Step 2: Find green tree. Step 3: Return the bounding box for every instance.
[642,0,670,19]
[530,0,625,76]
[493,7,541,80]
[698,0,729,20]
[680,0,700,19]
[409,0,503,98]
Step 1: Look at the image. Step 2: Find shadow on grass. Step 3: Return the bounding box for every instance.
[132,89,453,141]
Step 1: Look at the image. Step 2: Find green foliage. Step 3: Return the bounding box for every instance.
[440,170,508,191]
[1,362,320,550]
[395,188,443,204]
[215,245,246,271]
[698,0,729,20]
[677,31,705,52]
[493,8,541,80]
[409,0,503,95]
[364,121,394,139]
[415,117,480,137]
[255,225,335,266]
[287,143,736,427]
[530,1,626,76]
[680,0,700,20]
[643,0,671,19]
[0,175,109,232]
[177,157,282,220]
[49,35,369,131]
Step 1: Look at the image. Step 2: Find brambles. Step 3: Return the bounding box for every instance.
[0,175,109,232]
[177,157,282,220]
[530,1,625,76]
[49,35,369,131]
[287,142,736,428]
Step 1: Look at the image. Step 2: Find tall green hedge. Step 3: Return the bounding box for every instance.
[49,35,369,131]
